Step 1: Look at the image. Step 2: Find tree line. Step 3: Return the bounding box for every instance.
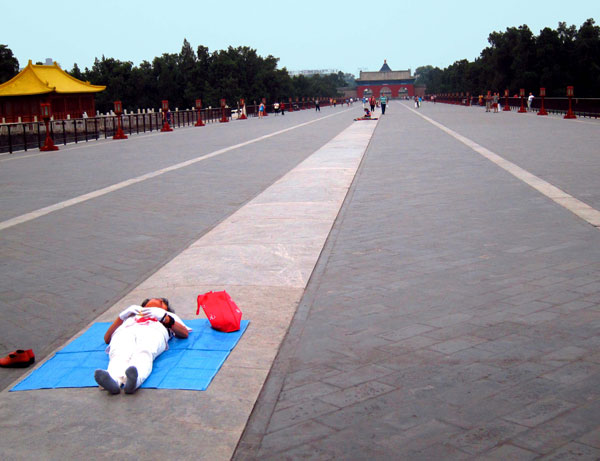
[416,19,600,97]
[0,40,353,113]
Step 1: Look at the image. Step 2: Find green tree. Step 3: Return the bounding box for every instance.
[415,65,445,93]
[84,56,135,112]
[417,19,599,97]
[572,19,600,96]
[0,44,19,83]
[66,40,369,110]
[536,27,568,95]
[131,60,158,109]
[152,53,181,109]
[69,63,83,80]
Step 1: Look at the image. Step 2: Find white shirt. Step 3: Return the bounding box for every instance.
[107,309,191,353]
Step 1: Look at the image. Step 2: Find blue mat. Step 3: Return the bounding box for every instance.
[11,319,249,392]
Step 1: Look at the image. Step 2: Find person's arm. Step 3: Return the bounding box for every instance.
[105,304,141,343]
[162,314,189,339]
[104,317,123,344]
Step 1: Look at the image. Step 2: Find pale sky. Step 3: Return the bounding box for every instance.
[2,0,597,76]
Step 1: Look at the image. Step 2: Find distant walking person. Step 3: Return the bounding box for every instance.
[258,101,265,119]
[527,92,534,111]
[369,96,376,112]
[379,94,388,115]
[315,99,320,111]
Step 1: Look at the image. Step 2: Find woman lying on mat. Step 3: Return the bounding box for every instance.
[354,108,378,121]
[94,298,190,395]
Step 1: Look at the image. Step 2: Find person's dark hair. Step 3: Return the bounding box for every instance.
[141,297,174,313]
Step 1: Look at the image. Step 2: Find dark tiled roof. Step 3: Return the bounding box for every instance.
[379,61,392,72]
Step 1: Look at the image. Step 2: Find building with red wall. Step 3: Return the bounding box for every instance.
[356,60,419,99]
[0,61,105,123]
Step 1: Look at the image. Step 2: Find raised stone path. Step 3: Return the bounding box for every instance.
[1,101,600,460]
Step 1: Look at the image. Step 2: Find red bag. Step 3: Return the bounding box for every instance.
[196,290,242,332]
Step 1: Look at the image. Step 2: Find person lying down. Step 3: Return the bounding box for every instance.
[94,297,191,394]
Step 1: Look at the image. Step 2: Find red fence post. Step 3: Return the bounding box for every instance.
[160,100,173,131]
[537,88,548,116]
[219,99,229,123]
[113,101,128,139]
[195,99,205,126]
[503,89,510,111]
[39,103,59,151]
[518,89,526,113]
[239,98,247,120]
[564,86,576,119]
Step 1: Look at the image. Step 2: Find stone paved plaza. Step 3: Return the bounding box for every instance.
[1,101,599,460]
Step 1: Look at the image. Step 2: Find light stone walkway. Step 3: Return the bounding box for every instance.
[0,117,378,460]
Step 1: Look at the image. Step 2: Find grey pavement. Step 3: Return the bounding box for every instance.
[234,101,600,459]
[1,100,600,460]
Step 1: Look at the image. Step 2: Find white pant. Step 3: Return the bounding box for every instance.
[107,323,167,389]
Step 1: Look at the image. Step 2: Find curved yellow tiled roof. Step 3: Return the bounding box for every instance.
[0,60,105,96]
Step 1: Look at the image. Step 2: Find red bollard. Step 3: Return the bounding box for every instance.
[537,88,548,116]
[195,99,205,126]
[113,101,128,139]
[160,100,173,132]
[518,89,527,113]
[238,98,247,120]
[564,86,576,119]
[503,89,511,111]
[39,103,59,151]
[219,99,229,123]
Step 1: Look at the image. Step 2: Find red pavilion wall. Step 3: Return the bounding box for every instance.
[0,94,96,122]
[356,84,415,98]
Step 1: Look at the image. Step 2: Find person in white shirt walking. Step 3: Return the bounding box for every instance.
[527,93,534,111]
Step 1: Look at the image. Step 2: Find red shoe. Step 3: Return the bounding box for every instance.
[0,349,35,368]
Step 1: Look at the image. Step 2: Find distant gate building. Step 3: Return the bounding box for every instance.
[0,60,105,123]
[356,60,423,99]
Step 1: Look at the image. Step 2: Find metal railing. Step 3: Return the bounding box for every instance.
[428,95,600,118]
[0,108,229,154]
[0,100,336,154]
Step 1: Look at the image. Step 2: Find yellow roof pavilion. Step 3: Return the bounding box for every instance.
[0,60,105,96]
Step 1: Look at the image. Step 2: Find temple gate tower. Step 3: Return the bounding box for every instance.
[355,60,418,99]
